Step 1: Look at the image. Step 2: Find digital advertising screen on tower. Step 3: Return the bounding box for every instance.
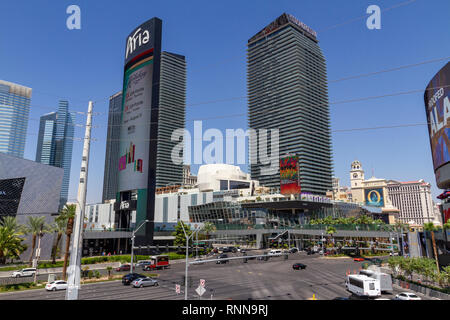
[280,155,301,195]
[364,188,384,207]
[118,18,161,193]
[424,62,450,188]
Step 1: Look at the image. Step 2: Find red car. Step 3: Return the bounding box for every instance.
[116,264,131,272]
[353,257,365,262]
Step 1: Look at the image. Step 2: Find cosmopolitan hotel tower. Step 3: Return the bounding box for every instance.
[0,80,32,158]
[247,13,333,195]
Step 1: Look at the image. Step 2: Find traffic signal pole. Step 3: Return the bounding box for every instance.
[66,101,93,300]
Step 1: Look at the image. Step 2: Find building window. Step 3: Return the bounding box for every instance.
[220,180,228,191]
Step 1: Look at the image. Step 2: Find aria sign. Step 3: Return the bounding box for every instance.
[120,201,130,210]
[125,27,150,60]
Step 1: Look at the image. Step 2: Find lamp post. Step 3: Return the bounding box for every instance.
[130,220,149,274]
[180,222,201,300]
[33,225,44,284]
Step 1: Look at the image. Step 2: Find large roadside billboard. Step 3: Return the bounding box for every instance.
[117,18,162,245]
[280,155,301,195]
[425,62,450,189]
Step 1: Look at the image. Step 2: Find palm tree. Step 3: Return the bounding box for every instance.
[326,226,337,250]
[0,216,25,233]
[24,216,50,265]
[423,222,440,274]
[50,218,67,264]
[61,204,76,280]
[201,222,216,242]
[0,218,27,264]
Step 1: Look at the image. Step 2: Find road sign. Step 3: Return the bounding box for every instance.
[175,284,180,294]
[195,285,206,297]
[200,279,205,287]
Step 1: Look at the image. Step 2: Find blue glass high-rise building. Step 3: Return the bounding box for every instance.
[0,80,32,158]
[36,100,75,207]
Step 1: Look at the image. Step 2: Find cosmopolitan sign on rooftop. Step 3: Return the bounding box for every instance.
[248,13,317,44]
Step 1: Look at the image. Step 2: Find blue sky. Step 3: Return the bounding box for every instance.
[1,0,449,203]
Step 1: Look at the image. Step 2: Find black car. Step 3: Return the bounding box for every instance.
[216,254,229,264]
[122,273,147,285]
[221,247,232,253]
[289,248,299,253]
[292,263,307,270]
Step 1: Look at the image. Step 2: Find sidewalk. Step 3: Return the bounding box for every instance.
[0,257,195,278]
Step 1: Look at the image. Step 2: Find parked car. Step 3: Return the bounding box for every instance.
[132,277,159,288]
[395,292,422,300]
[10,268,36,278]
[289,247,299,253]
[221,247,232,253]
[45,280,68,291]
[216,254,229,264]
[122,273,147,285]
[353,257,365,262]
[116,264,131,272]
[292,263,307,270]
[230,247,238,253]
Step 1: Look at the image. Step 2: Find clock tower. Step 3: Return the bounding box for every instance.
[350,160,365,203]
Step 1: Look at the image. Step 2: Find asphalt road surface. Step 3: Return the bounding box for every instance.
[0,253,437,300]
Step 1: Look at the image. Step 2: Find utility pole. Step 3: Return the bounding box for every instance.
[130,220,149,274]
[66,101,93,300]
[33,225,43,284]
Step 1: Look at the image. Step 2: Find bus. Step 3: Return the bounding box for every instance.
[359,270,393,293]
[345,275,381,297]
[143,255,170,270]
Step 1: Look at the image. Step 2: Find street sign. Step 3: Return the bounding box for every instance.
[200,279,205,287]
[175,284,180,294]
[195,285,206,297]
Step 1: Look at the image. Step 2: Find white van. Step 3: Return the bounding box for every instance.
[268,249,282,256]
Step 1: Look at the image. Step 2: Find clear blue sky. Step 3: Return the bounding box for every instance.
[1,0,449,203]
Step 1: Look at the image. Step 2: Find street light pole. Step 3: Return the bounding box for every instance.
[130,220,149,274]
[33,226,43,284]
[180,222,200,300]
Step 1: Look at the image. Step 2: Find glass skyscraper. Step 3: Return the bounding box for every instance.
[102,91,122,202]
[247,13,333,195]
[35,100,75,207]
[0,80,32,158]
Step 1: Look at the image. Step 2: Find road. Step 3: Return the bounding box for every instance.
[0,252,438,300]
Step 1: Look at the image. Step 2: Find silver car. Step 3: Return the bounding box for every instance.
[132,277,159,288]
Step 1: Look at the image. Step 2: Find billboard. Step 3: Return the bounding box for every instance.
[280,155,301,195]
[365,188,384,207]
[0,178,25,216]
[424,62,450,188]
[117,18,162,245]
